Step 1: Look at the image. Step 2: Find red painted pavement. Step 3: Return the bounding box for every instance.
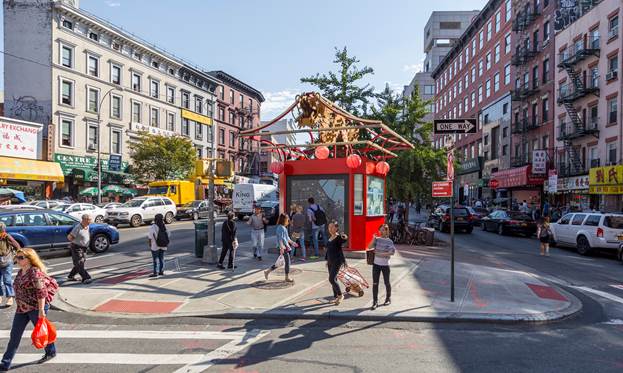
[100,269,151,285]
[95,299,183,313]
[526,283,567,302]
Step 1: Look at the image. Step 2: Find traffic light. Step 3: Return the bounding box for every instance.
[215,160,233,177]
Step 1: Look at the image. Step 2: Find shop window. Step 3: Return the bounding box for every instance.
[367,176,385,216]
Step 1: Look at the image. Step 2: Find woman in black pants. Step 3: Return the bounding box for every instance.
[325,221,347,305]
[217,212,237,269]
[367,224,395,310]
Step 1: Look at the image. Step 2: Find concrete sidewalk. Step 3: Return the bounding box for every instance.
[53,240,581,322]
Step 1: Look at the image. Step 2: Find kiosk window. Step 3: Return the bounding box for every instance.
[367,176,385,216]
[353,174,363,215]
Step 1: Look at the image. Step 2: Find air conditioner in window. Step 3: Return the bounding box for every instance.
[606,70,618,81]
[587,118,599,130]
[87,143,96,151]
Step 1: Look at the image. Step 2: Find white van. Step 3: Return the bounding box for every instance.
[233,184,277,220]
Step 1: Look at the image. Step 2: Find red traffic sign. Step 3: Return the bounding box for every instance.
[432,181,453,198]
[489,179,499,189]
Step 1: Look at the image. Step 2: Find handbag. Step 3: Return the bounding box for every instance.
[274,254,285,268]
[291,231,301,240]
[233,238,239,250]
[366,250,375,265]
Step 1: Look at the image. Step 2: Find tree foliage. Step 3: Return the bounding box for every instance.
[301,46,376,116]
[129,133,197,181]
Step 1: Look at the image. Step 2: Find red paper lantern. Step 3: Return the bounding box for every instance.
[376,161,390,175]
[365,162,376,174]
[270,161,284,174]
[315,146,330,160]
[346,154,362,169]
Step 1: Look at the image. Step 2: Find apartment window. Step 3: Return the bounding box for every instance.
[485,79,491,97]
[503,102,509,115]
[542,135,549,150]
[87,125,98,150]
[458,81,462,95]
[87,55,99,77]
[478,85,483,102]
[484,135,489,145]
[504,33,511,55]
[486,22,492,41]
[88,31,98,42]
[60,119,73,147]
[471,91,476,108]
[195,122,203,140]
[495,11,501,33]
[152,61,159,69]
[609,16,619,39]
[494,44,500,63]
[503,127,508,138]
[608,55,619,77]
[62,19,73,30]
[463,96,469,111]
[229,112,235,125]
[131,73,141,92]
[494,73,500,92]
[479,30,484,49]
[505,0,511,21]
[219,86,225,100]
[132,101,141,123]
[478,60,483,76]
[197,147,203,159]
[471,66,476,83]
[239,94,244,108]
[150,80,159,99]
[543,59,550,83]
[182,91,190,109]
[181,119,190,136]
[608,97,618,123]
[424,85,435,95]
[166,86,175,104]
[502,145,508,156]
[486,52,492,70]
[61,79,73,106]
[543,21,550,42]
[87,87,99,113]
[111,64,121,85]
[195,96,203,114]
[465,49,470,64]
[229,130,236,147]
[472,39,477,57]
[150,107,159,127]
[61,45,72,68]
[464,75,469,89]
[533,65,539,88]
[111,130,121,154]
[218,108,225,121]
[167,112,175,132]
[112,41,121,51]
[111,95,121,119]
[608,143,617,164]
[542,98,549,122]
[229,90,234,104]
[219,128,225,144]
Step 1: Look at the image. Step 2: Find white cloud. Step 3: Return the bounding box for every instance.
[260,89,299,120]
[402,63,423,73]
[105,0,121,7]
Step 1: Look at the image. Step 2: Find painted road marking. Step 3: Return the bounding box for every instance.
[610,285,623,291]
[0,329,251,340]
[573,286,623,305]
[11,353,206,365]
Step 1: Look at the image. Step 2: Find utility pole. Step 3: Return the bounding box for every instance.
[96,87,117,205]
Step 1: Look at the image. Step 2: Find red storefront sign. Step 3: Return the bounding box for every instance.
[432,181,453,197]
[489,179,499,189]
[490,165,545,189]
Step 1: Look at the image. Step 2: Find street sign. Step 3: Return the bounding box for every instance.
[489,179,499,189]
[108,155,122,171]
[433,118,478,134]
[432,181,453,197]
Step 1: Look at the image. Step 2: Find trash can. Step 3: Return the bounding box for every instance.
[194,220,209,258]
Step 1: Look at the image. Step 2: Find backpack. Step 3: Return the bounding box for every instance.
[539,226,551,238]
[311,205,327,226]
[155,225,170,247]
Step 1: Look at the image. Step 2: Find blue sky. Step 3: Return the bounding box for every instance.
[1,0,487,119]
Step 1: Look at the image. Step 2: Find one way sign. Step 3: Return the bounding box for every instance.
[433,118,478,134]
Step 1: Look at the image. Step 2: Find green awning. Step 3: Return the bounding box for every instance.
[71,167,96,182]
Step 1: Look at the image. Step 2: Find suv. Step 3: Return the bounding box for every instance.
[550,212,623,255]
[428,205,474,233]
[0,208,119,253]
[106,197,177,227]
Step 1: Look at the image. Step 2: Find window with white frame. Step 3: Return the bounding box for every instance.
[505,33,511,54]
[150,107,159,127]
[60,118,73,147]
[87,87,99,113]
[167,112,175,132]
[495,11,501,33]
[471,66,476,83]
[478,60,483,76]
[464,96,469,111]
[543,21,550,42]
[478,85,483,102]
[111,94,122,119]
[195,122,203,140]
[132,101,142,123]
[465,49,470,64]
[486,22,492,41]
[494,43,500,63]
[195,96,203,114]
[182,118,190,136]
[166,86,175,104]
[505,0,511,22]
[494,73,500,92]
[504,64,511,84]
[485,79,491,97]
[182,91,190,109]
[229,90,234,104]
[87,55,99,77]
[464,74,469,89]
[150,80,159,99]
[479,30,484,48]
[61,45,73,68]
[111,129,121,154]
[608,143,618,164]
[61,79,73,106]
[471,39,476,56]
[131,72,141,92]
[486,52,492,70]
[87,124,98,148]
[111,64,121,85]
[609,16,619,39]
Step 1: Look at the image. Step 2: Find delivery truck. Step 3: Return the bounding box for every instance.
[232,183,277,220]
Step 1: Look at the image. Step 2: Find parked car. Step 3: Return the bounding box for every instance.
[101,202,123,210]
[0,204,44,210]
[55,203,107,223]
[106,197,177,227]
[467,207,489,227]
[26,200,67,209]
[428,205,473,233]
[481,210,537,236]
[0,208,119,253]
[176,200,211,220]
[551,212,623,255]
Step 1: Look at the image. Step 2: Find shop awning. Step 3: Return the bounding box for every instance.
[0,156,64,183]
[490,165,545,189]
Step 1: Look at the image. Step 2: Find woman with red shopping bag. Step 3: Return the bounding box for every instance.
[1,248,58,370]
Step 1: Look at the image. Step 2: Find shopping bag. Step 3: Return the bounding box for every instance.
[31,317,56,349]
[274,254,285,268]
[366,250,375,265]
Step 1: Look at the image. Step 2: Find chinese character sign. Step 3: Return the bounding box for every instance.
[0,120,41,159]
[532,150,547,174]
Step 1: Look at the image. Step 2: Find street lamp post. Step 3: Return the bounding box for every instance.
[203,100,218,264]
[96,87,117,205]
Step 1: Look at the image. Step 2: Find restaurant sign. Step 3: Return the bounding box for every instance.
[0,118,42,159]
[589,165,623,194]
[54,153,129,177]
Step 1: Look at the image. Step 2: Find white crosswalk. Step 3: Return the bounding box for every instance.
[0,328,269,371]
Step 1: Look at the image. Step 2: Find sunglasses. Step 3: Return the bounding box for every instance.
[15,255,26,260]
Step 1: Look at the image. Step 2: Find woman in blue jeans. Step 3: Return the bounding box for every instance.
[264,213,298,283]
[0,222,20,307]
[1,248,56,370]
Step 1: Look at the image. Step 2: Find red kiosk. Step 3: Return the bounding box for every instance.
[241,92,414,251]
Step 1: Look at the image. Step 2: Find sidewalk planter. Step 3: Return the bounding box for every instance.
[194,220,209,258]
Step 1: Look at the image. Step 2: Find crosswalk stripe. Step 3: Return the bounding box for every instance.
[0,330,251,340]
[574,286,623,305]
[11,353,203,365]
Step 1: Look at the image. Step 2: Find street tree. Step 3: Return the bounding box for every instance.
[129,133,197,181]
[301,46,376,116]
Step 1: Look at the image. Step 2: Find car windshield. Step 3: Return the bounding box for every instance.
[508,212,532,220]
[123,199,146,208]
[51,205,68,211]
[148,186,168,195]
[604,216,623,229]
[451,208,469,217]
[183,201,202,208]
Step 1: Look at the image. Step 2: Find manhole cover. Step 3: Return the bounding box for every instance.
[250,280,295,290]
[273,268,303,275]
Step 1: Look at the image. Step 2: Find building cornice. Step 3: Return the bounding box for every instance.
[208,71,265,102]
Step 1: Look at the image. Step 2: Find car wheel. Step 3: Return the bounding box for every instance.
[192,212,199,221]
[94,215,104,224]
[90,233,110,253]
[497,224,505,235]
[576,236,592,256]
[164,212,174,224]
[130,214,142,227]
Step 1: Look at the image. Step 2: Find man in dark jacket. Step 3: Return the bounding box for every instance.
[217,212,237,269]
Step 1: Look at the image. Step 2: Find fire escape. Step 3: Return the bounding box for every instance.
[510,1,541,168]
[236,106,261,177]
[555,34,600,177]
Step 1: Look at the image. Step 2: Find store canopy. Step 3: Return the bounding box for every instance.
[0,157,64,183]
[79,187,101,197]
[0,188,26,203]
[102,184,136,196]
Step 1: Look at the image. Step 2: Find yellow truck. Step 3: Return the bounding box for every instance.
[147,180,195,206]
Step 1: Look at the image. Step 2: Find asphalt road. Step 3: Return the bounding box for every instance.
[0,221,623,372]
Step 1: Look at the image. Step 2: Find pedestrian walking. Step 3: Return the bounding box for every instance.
[147,214,169,277]
[247,207,268,261]
[264,213,298,282]
[67,214,92,284]
[388,201,395,223]
[325,221,348,305]
[307,197,328,259]
[1,248,58,370]
[0,223,20,307]
[367,224,395,310]
[537,217,552,256]
[217,212,237,270]
[290,205,307,261]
